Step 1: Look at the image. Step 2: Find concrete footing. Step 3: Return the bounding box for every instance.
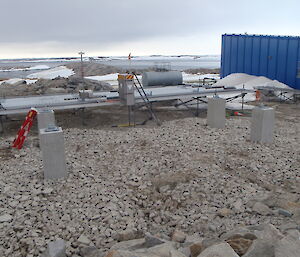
[207,97,226,128]
[39,126,67,179]
[250,106,275,143]
[37,109,56,130]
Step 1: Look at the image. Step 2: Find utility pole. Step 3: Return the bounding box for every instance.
[78,51,85,78]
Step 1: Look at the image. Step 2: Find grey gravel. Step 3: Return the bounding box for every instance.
[0,113,299,256]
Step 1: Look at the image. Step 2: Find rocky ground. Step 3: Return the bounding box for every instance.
[0,76,113,97]
[65,63,122,77]
[0,102,299,257]
[0,62,122,97]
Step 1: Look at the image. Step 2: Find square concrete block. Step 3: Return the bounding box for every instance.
[37,110,56,130]
[207,97,226,128]
[39,127,67,179]
[251,106,275,143]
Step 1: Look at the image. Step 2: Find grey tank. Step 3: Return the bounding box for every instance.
[142,71,183,87]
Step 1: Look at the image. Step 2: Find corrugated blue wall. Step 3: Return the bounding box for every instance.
[221,34,300,89]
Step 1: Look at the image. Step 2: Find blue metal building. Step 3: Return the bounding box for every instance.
[221,34,300,89]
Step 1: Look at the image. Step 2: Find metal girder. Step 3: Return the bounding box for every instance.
[0,87,253,116]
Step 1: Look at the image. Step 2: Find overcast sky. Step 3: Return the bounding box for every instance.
[1,0,299,58]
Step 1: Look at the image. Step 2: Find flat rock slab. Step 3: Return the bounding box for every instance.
[78,234,91,245]
[252,202,272,216]
[42,239,66,257]
[198,242,239,257]
[0,214,13,222]
[243,239,274,257]
[275,235,300,257]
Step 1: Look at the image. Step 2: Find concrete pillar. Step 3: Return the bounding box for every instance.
[250,106,275,143]
[207,96,226,128]
[39,126,67,179]
[37,109,56,130]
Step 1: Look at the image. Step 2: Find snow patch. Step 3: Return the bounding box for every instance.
[214,73,290,90]
[27,66,74,79]
[0,65,50,72]
[0,78,37,85]
[182,72,219,83]
[85,73,119,82]
[27,65,50,70]
[86,73,142,86]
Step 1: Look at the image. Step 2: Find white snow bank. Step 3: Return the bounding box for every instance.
[0,65,50,72]
[85,73,120,87]
[214,73,254,87]
[86,73,142,87]
[27,65,50,70]
[182,72,220,83]
[85,73,119,82]
[27,66,74,79]
[0,78,37,85]
[0,78,23,85]
[213,73,292,102]
[214,73,290,90]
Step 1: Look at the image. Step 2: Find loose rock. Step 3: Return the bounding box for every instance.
[0,214,13,223]
[42,239,66,257]
[198,242,239,257]
[171,230,186,243]
[252,202,273,216]
[78,234,91,245]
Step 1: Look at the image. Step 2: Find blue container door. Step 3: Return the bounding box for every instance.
[286,38,299,89]
[259,37,269,76]
[297,61,300,89]
[267,37,279,80]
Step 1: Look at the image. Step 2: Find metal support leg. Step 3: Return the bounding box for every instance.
[80,108,86,126]
[0,115,4,135]
[132,106,135,127]
[242,85,245,111]
[128,106,131,126]
[132,73,161,126]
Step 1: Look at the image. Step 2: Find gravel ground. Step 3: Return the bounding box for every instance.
[0,106,299,256]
